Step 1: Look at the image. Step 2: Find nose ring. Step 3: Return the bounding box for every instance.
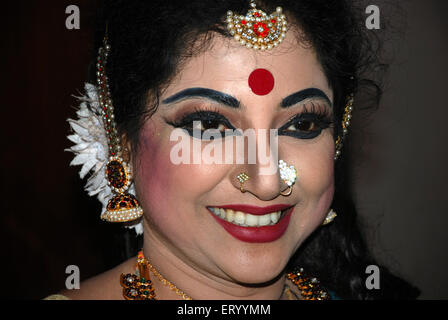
[279,160,297,196]
[237,173,250,193]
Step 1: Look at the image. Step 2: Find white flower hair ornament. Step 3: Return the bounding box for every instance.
[67,83,109,203]
[66,39,143,235]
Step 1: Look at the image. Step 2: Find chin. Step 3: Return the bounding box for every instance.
[219,250,290,285]
[229,267,285,286]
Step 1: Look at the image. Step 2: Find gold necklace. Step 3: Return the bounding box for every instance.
[120,251,330,300]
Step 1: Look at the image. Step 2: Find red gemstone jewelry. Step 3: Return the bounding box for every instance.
[120,251,330,300]
[226,0,288,51]
[97,35,143,223]
[100,155,143,222]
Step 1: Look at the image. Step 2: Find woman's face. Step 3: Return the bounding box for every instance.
[134,30,335,285]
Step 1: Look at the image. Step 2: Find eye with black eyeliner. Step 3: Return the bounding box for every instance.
[166,107,237,140]
[278,104,333,139]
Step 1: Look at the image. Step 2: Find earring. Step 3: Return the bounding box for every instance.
[100,157,143,222]
[97,35,143,223]
[334,93,354,160]
[279,160,297,196]
[322,209,337,225]
[237,172,250,193]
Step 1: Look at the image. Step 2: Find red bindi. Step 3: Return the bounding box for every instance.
[248,68,274,96]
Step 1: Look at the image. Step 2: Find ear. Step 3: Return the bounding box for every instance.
[120,133,133,165]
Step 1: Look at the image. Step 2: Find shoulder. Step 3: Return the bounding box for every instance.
[57,256,136,300]
[43,294,71,300]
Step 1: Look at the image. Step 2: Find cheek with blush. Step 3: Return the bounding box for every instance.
[134,126,172,208]
[133,125,225,228]
[132,124,195,235]
[133,125,205,246]
[293,140,335,229]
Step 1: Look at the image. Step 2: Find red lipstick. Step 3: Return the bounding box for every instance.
[208,205,294,243]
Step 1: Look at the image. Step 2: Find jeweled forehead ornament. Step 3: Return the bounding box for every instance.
[226,0,288,51]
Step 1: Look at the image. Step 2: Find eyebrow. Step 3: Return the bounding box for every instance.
[161,87,240,108]
[281,88,332,108]
[162,87,332,109]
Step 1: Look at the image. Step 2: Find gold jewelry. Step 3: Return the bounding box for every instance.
[144,258,192,300]
[120,251,330,300]
[280,186,293,197]
[286,268,329,300]
[97,35,143,223]
[237,172,250,193]
[226,0,288,51]
[322,209,337,226]
[279,160,297,196]
[120,251,192,300]
[334,94,354,160]
[284,286,297,300]
[100,157,143,222]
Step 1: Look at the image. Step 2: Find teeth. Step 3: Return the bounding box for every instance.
[245,213,258,227]
[234,211,245,225]
[209,207,283,227]
[219,208,226,219]
[226,209,235,222]
[258,214,272,226]
[270,212,280,224]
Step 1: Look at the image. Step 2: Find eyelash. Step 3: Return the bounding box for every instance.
[166,106,237,140]
[278,103,333,139]
[166,103,333,140]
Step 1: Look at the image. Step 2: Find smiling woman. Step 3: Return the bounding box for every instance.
[56,0,419,300]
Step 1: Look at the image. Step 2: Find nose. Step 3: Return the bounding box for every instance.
[242,165,282,201]
[230,128,285,201]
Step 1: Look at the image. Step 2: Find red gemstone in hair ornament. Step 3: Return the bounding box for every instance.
[95,36,144,223]
[226,1,288,51]
[253,22,269,38]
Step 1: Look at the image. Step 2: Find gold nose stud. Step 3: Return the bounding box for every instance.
[237,173,250,193]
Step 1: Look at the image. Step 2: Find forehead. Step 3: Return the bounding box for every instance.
[162,29,333,103]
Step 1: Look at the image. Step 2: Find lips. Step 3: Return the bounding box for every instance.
[208,204,294,243]
[216,204,292,215]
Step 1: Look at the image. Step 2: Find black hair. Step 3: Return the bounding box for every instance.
[88,0,419,299]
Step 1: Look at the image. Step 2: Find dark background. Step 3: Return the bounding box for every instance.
[0,0,447,299]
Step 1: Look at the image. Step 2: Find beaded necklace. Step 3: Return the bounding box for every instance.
[120,251,330,300]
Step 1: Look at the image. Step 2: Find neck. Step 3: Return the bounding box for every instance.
[142,222,288,300]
